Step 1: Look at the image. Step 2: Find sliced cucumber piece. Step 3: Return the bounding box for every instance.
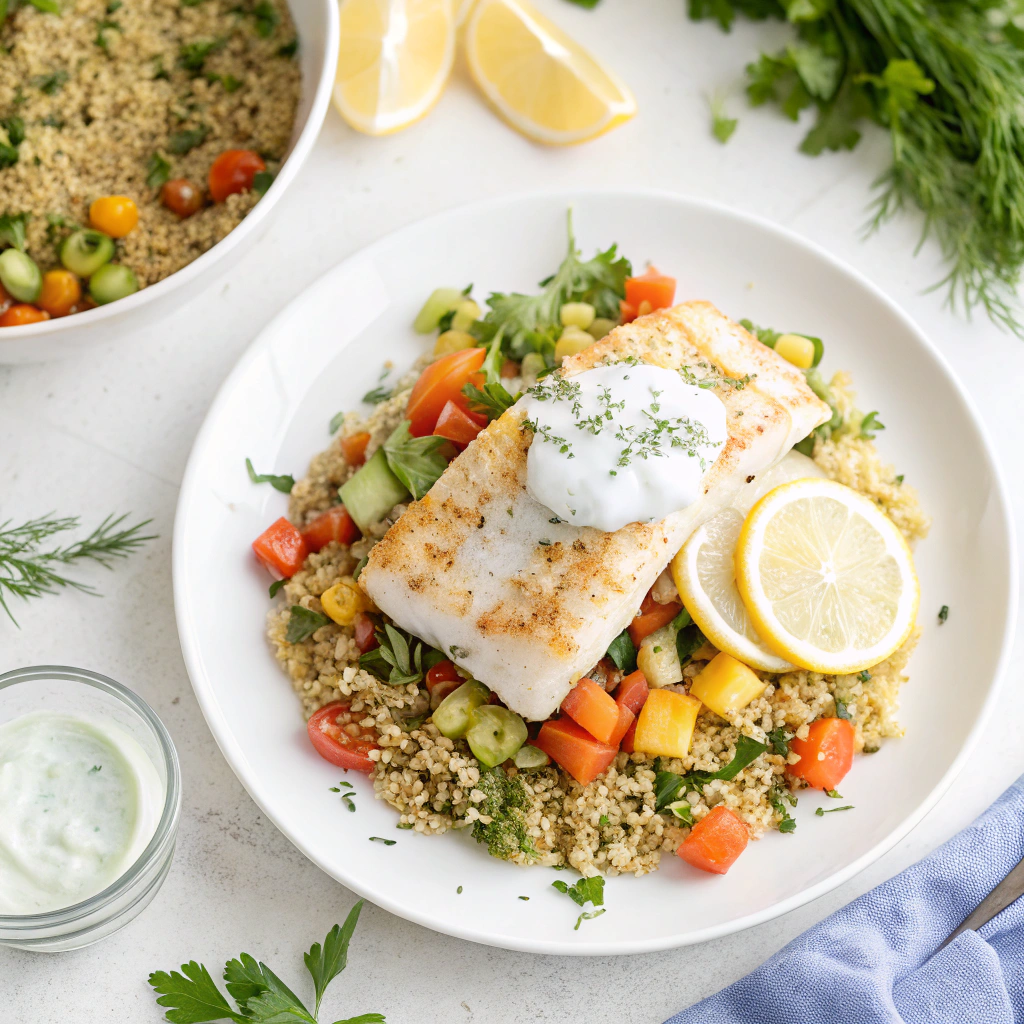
[513,744,550,770]
[432,679,489,740]
[467,706,528,768]
[339,448,408,533]
[89,263,138,305]
[60,229,114,277]
[413,287,464,333]
[0,249,42,303]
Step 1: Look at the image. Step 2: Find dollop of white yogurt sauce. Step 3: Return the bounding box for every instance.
[0,711,164,915]
[520,362,728,532]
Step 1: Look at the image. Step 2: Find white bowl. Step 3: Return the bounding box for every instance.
[0,0,338,366]
[173,190,1017,955]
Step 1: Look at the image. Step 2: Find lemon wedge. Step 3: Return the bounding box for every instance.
[673,508,796,674]
[464,0,636,145]
[734,478,919,675]
[334,0,457,136]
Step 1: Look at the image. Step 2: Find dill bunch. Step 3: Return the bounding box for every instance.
[690,0,1024,335]
[0,513,156,625]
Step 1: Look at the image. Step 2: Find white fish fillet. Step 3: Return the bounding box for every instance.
[359,301,831,721]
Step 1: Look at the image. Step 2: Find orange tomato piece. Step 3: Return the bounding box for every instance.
[628,592,683,647]
[38,270,82,318]
[209,149,266,203]
[677,805,749,875]
[252,517,308,578]
[624,268,676,317]
[339,431,371,467]
[90,196,139,238]
[0,304,49,327]
[406,347,486,436]
[786,717,855,791]
[533,717,618,786]
[301,505,360,552]
[434,399,487,446]
[613,670,649,716]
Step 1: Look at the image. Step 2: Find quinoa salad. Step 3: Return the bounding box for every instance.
[251,223,929,883]
[0,0,300,325]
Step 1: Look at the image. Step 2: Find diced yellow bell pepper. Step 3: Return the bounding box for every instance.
[554,326,593,362]
[451,299,482,332]
[774,333,816,370]
[637,624,683,688]
[320,579,365,627]
[587,317,616,340]
[559,301,596,330]
[689,652,766,718]
[434,329,477,356]
[632,689,701,759]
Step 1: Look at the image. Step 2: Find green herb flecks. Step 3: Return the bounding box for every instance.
[834,696,853,721]
[0,514,155,627]
[710,94,738,142]
[286,606,330,644]
[278,38,298,58]
[770,785,798,833]
[253,170,273,196]
[858,670,871,683]
[361,367,393,405]
[329,781,357,813]
[552,875,605,930]
[816,804,854,815]
[0,212,29,251]
[167,125,209,155]
[146,153,172,189]
[654,735,769,810]
[471,766,536,860]
[767,726,790,757]
[245,458,295,494]
[179,37,225,74]
[31,70,68,95]
[0,116,26,169]
[939,604,949,624]
[859,411,885,439]
[252,0,279,37]
[369,836,395,846]
[94,18,122,54]
[269,579,285,598]
[359,622,445,687]
[149,902,385,1024]
[462,381,517,421]
[605,629,637,673]
[382,420,448,501]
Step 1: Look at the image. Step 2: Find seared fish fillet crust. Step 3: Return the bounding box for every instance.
[359,302,832,720]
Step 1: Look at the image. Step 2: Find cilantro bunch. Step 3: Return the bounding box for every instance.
[689,0,1024,336]
[149,901,384,1024]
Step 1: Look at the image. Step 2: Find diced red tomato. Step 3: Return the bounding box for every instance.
[353,612,379,654]
[340,431,371,467]
[307,702,379,773]
[209,149,266,203]
[676,805,749,875]
[406,347,486,436]
[786,717,855,791]
[614,670,650,716]
[425,660,464,705]
[252,517,308,578]
[301,505,360,552]
[561,677,622,745]
[434,399,487,446]
[628,592,683,647]
[609,703,635,746]
[534,717,619,786]
[620,717,638,754]
[621,268,676,323]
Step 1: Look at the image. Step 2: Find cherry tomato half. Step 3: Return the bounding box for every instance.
[209,149,266,203]
[425,660,463,705]
[353,611,379,653]
[406,346,486,436]
[307,702,379,773]
[161,178,203,218]
[301,505,360,553]
[0,304,49,327]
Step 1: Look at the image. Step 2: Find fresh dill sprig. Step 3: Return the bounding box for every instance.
[0,513,156,626]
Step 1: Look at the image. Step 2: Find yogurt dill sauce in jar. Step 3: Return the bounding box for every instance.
[519,361,728,531]
[0,710,164,915]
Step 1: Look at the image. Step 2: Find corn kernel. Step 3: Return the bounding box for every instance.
[554,327,593,362]
[774,333,816,369]
[434,329,477,356]
[451,299,481,332]
[559,301,596,330]
[633,690,701,759]
[587,317,616,340]
[689,652,766,718]
[320,579,365,626]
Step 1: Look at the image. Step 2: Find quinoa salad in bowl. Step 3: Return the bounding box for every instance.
[249,217,929,885]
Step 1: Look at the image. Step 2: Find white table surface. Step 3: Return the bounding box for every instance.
[2,1,1023,1019]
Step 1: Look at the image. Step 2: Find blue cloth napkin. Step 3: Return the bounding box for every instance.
[666,775,1024,1024]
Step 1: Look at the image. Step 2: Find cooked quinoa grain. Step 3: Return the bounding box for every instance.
[0,0,300,290]
[267,372,929,876]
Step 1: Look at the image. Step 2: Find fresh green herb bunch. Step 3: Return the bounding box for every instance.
[689,0,1024,336]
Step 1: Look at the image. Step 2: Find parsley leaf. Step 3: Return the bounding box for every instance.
[605,630,637,673]
[382,420,448,500]
[167,125,209,155]
[32,70,68,95]
[462,381,517,421]
[859,410,885,439]
[245,458,294,494]
[286,606,330,643]
[252,0,279,37]
[0,116,26,169]
[253,170,274,196]
[770,785,797,833]
[938,604,949,624]
[359,622,444,686]
[834,696,853,721]
[709,95,738,143]
[0,212,29,251]
[655,735,769,809]
[269,579,285,598]
[146,152,172,189]
[552,875,605,909]
[149,961,248,1024]
[179,38,224,74]
[767,726,790,756]
[303,903,364,1017]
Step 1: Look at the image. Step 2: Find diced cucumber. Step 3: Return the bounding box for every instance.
[433,680,490,740]
[513,744,550,769]
[466,706,528,767]
[339,448,408,533]
[413,287,464,334]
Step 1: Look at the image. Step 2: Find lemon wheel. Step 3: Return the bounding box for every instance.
[734,478,919,675]
[464,0,636,145]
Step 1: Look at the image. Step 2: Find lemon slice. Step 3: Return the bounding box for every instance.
[334,0,456,136]
[673,508,797,673]
[464,0,636,145]
[735,478,919,675]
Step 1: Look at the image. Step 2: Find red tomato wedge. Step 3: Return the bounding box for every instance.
[301,505,360,552]
[560,677,622,745]
[425,660,463,704]
[614,670,650,716]
[307,702,379,773]
[406,347,486,436]
[786,717,855,791]
[624,268,676,316]
[534,717,618,786]
[619,299,638,324]
[434,400,487,446]
[620,717,638,754]
[353,612,379,653]
[628,593,682,647]
[677,805,749,875]
[209,149,266,203]
[340,431,371,467]
[252,517,308,578]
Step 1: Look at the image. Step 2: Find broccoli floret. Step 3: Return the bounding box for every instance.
[470,766,536,860]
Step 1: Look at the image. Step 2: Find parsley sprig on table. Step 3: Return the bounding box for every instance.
[0,513,155,626]
[149,901,385,1024]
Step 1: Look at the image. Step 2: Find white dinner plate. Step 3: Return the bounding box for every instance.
[173,190,1017,955]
